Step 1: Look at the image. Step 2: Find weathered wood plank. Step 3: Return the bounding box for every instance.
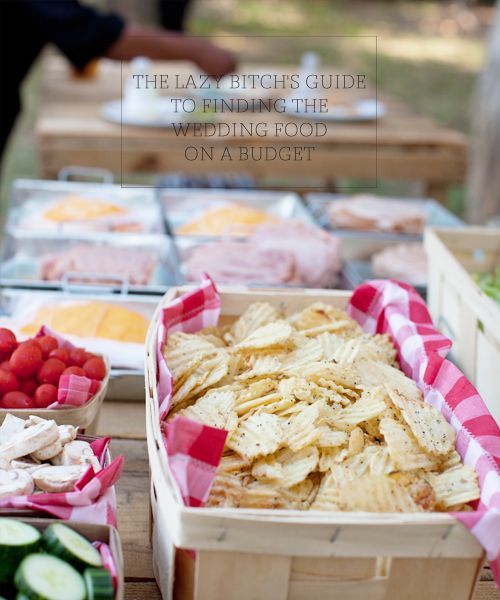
[99,401,146,440]
[112,438,153,579]
[125,582,162,600]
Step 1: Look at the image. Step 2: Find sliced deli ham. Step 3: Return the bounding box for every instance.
[184,242,297,284]
[328,195,426,234]
[39,245,156,285]
[371,243,428,285]
[251,221,341,287]
[183,221,341,287]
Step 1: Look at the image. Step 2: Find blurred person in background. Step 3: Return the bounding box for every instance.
[0,0,236,159]
[159,0,192,32]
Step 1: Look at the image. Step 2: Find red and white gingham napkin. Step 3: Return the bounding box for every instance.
[35,326,103,408]
[0,436,124,526]
[94,540,119,591]
[155,278,500,583]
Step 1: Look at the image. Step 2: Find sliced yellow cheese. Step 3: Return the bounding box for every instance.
[44,195,126,222]
[176,203,279,236]
[21,302,148,343]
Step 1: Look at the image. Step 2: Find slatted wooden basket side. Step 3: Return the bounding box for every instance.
[425,227,500,422]
[145,286,485,600]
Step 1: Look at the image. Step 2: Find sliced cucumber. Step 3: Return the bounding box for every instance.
[84,567,114,600]
[14,554,86,600]
[42,523,103,571]
[0,518,41,583]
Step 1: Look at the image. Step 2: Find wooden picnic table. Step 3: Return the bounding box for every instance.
[36,56,466,200]
[97,400,500,600]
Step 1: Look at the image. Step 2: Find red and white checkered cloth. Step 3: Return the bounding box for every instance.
[0,436,124,526]
[94,540,119,591]
[35,326,103,408]
[155,278,500,583]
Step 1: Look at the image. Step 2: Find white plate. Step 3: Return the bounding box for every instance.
[101,98,207,128]
[288,98,386,122]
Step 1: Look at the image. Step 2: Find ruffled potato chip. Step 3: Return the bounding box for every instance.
[206,473,243,508]
[179,390,237,433]
[276,446,319,488]
[228,302,280,345]
[283,401,323,452]
[331,388,387,430]
[387,387,456,456]
[359,360,422,403]
[237,355,283,381]
[310,472,342,510]
[281,339,324,372]
[288,303,362,338]
[315,426,348,449]
[427,466,480,508]
[227,413,283,461]
[380,418,439,471]
[339,475,422,512]
[252,457,284,482]
[239,483,285,509]
[234,320,293,354]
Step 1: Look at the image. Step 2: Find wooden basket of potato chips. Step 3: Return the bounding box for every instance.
[145,280,500,600]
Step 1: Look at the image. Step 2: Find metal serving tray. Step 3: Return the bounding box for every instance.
[174,236,341,289]
[159,188,314,238]
[7,179,165,236]
[0,233,182,295]
[304,193,463,261]
[342,260,427,299]
[0,289,159,402]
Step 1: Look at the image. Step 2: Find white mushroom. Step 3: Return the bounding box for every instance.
[52,440,101,472]
[0,468,34,498]
[58,424,78,446]
[0,414,25,444]
[11,459,44,475]
[0,420,59,462]
[31,438,63,462]
[33,465,86,493]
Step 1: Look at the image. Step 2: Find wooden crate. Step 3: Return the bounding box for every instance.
[0,355,110,434]
[424,228,500,422]
[4,517,124,599]
[145,286,485,600]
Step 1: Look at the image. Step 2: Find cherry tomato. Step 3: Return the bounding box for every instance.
[62,366,86,377]
[83,357,106,381]
[89,380,100,395]
[0,361,13,372]
[2,391,33,409]
[36,336,58,358]
[49,347,70,364]
[69,348,88,367]
[19,379,38,397]
[36,358,66,386]
[33,383,58,408]
[0,328,17,358]
[0,370,18,395]
[10,343,43,379]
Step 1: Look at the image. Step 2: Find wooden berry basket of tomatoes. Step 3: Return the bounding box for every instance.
[0,328,109,434]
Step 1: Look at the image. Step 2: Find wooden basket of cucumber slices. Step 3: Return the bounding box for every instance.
[0,517,123,599]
